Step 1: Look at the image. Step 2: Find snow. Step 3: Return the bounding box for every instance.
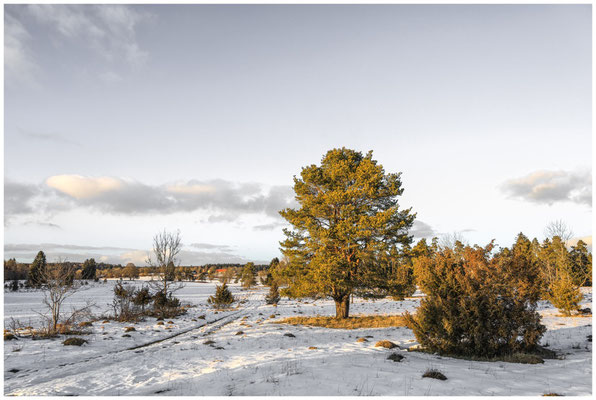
[3,282,592,396]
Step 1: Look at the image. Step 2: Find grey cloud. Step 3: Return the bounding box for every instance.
[43,176,297,220]
[410,220,436,238]
[4,180,75,224]
[24,221,61,229]
[4,180,41,217]
[5,243,136,253]
[18,127,81,146]
[253,221,289,231]
[189,242,234,251]
[501,169,592,207]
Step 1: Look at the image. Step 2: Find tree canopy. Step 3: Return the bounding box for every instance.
[278,148,415,318]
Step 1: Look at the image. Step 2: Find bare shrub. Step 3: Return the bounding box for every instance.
[38,259,94,335]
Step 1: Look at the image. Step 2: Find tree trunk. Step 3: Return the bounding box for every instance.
[334,294,350,318]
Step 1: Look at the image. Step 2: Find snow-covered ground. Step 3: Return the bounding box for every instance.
[3,282,592,396]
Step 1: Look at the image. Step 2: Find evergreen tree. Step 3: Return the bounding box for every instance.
[508,233,543,302]
[279,148,415,318]
[541,237,583,315]
[240,262,256,288]
[27,251,47,288]
[265,281,281,305]
[207,283,235,308]
[569,240,592,286]
[81,258,97,280]
[132,286,152,313]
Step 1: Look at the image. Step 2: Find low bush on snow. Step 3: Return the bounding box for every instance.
[422,369,447,381]
[405,242,545,358]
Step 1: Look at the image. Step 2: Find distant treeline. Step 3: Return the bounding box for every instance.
[3,257,269,282]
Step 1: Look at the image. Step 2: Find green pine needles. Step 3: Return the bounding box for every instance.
[278,148,415,318]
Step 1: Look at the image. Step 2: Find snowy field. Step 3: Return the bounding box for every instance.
[3,282,592,396]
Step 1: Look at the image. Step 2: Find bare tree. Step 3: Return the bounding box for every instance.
[39,259,84,334]
[544,219,574,245]
[146,229,183,296]
[439,231,468,250]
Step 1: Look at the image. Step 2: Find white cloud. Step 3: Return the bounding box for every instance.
[26,4,150,66]
[501,169,592,207]
[46,175,124,199]
[4,13,38,87]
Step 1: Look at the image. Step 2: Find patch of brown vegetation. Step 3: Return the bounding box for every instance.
[124,327,136,332]
[356,337,368,343]
[423,369,447,380]
[375,340,399,349]
[63,337,88,346]
[275,314,407,329]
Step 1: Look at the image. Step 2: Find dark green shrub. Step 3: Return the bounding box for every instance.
[207,284,234,308]
[152,290,183,318]
[133,287,152,313]
[406,241,545,358]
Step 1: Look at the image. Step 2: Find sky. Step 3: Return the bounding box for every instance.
[3,4,592,265]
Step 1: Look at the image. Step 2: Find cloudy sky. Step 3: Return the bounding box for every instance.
[4,4,592,265]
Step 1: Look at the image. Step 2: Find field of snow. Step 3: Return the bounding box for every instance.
[3,282,592,396]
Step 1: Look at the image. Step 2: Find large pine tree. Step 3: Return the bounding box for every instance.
[279,148,415,318]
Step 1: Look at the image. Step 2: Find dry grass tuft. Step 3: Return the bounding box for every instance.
[78,321,93,327]
[502,353,544,364]
[308,346,318,350]
[124,327,136,332]
[276,314,407,329]
[156,321,164,326]
[542,394,562,396]
[356,337,368,343]
[375,340,399,349]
